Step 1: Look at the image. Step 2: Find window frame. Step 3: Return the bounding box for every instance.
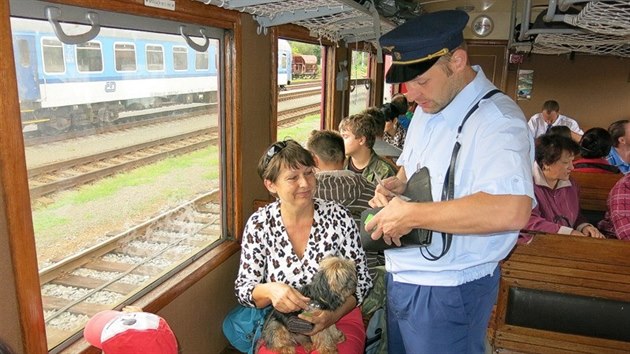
[195,50,209,71]
[75,40,104,73]
[4,0,241,353]
[146,43,165,72]
[114,41,137,73]
[172,45,188,71]
[41,36,66,75]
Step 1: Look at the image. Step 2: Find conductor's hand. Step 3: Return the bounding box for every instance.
[365,197,413,246]
[369,176,406,207]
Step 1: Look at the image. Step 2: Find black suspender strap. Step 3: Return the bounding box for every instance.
[421,89,503,261]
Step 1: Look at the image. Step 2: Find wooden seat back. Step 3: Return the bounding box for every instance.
[491,234,630,353]
[571,172,621,212]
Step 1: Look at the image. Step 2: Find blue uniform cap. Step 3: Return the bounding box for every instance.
[379,10,469,84]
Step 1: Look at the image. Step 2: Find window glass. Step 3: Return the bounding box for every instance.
[276,38,323,145]
[382,54,394,104]
[17,38,30,67]
[348,49,370,115]
[173,46,187,71]
[42,38,64,73]
[115,43,136,72]
[76,41,103,72]
[146,44,164,71]
[195,50,209,70]
[10,16,224,351]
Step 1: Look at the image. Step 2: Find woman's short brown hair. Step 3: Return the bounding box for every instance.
[535,134,580,167]
[257,139,315,182]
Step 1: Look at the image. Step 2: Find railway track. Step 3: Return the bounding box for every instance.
[28,129,215,199]
[28,99,320,199]
[40,191,221,348]
[24,103,214,147]
[24,87,320,147]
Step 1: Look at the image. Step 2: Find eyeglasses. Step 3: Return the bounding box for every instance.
[262,141,288,171]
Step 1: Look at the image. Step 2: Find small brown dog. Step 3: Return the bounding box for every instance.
[260,256,358,354]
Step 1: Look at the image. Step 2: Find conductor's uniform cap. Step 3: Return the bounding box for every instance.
[380,10,469,84]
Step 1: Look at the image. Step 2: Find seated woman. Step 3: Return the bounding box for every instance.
[524,134,605,238]
[573,127,619,173]
[235,139,372,353]
[598,173,630,241]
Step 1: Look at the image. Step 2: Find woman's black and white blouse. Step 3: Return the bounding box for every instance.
[235,198,372,307]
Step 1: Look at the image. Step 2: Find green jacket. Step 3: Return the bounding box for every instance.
[346,151,398,185]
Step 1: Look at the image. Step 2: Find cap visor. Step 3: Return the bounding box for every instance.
[84,310,121,348]
[385,58,440,84]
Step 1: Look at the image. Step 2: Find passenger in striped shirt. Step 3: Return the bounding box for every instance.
[306,130,375,227]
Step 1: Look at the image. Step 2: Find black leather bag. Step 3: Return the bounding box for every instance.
[360,167,433,251]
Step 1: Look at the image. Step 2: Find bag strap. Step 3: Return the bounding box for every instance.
[421,89,502,261]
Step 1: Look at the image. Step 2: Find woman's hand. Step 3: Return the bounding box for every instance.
[570,229,586,236]
[298,308,338,336]
[257,282,310,313]
[581,225,606,239]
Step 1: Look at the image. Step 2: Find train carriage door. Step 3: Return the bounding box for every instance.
[276,38,324,144]
[12,33,40,106]
[348,49,371,115]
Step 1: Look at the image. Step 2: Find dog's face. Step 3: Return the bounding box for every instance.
[306,256,357,310]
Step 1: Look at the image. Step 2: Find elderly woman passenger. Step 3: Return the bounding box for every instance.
[235,139,372,353]
[524,135,605,238]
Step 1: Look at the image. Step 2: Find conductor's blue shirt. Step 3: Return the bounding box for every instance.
[390,66,535,286]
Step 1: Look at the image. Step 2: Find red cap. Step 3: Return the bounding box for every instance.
[84,310,178,354]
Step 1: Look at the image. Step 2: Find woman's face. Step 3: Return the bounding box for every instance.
[265,164,316,206]
[543,150,575,182]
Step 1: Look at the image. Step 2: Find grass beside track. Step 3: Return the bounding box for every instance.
[32,146,219,256]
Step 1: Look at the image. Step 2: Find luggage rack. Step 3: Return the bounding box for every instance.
[513,0,630,58]
[194,0,396,46]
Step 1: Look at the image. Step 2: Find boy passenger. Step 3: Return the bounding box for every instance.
[339,112,397,184]
[366,10,535,354]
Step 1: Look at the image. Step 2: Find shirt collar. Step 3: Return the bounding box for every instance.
[439,66,493,131]
[533,162,573,189]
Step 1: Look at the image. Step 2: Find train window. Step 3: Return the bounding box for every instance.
[10,10,225,351]
[195,51,209,71]
[146,44,165,71]
[76,41,104,73]
[277,38,323,145]
[41,37,65,74]
[173,46,188,71]
[114,43,137,72]
[348,49,371,115]
[382,54,395,104]
[17,39,30,67]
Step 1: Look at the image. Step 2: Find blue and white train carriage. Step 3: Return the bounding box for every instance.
[11,17,219,134]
